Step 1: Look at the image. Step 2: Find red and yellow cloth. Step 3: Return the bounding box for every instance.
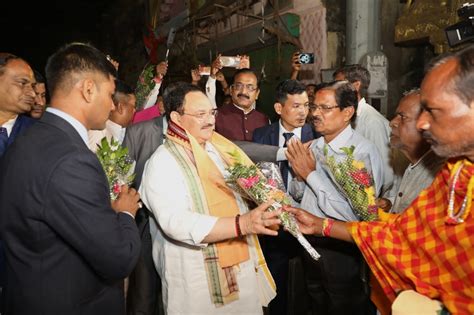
[349,158,474,314]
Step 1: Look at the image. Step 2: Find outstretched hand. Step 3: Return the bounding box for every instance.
[240,200,281,236]
[283,205,321,235]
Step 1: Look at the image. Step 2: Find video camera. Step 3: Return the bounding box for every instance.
[445,2,474,47]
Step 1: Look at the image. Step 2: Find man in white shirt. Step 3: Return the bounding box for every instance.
[88,79,136,152]
[287,81,384,314]
[334,65,403,201]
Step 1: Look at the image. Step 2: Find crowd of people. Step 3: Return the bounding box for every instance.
[0,41,473,315]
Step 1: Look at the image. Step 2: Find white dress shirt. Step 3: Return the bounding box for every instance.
[1,116,17,136]
[354,98,398,200]
[87,120,126,153]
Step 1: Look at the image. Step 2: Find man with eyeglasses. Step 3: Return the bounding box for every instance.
[215,68,269,141]
[286,81,384,315]
[252,79,319,315]
[139,81,281,314]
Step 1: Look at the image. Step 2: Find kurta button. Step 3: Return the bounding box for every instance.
[398,192,403,197]
[244,116,248,120]
[245,130,249,133]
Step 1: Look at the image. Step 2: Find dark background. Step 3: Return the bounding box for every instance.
[0,0,146,83]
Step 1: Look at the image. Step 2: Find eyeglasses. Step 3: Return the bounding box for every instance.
[231,83,258,92]
[309,104,339,113]
[289,103,310,110]
[180,109,218,121]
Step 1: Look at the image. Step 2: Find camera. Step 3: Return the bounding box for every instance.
[219,56,241,68]
[445,2,474,47]
[198,65,211,76]
[298,53,315,64]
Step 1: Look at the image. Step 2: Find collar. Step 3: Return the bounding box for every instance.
[106,120,125,140]
[409,149,434,169]
[46,107,88,145]
[278,119,302,139]
[357,97,368,116]
[319,124,353,152]
[1,115,18,136]
[232,103,255,114]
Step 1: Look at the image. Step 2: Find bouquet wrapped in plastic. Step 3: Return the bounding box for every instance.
[315,145,378,221]
[226,161,321,261]
[96,137,136,200]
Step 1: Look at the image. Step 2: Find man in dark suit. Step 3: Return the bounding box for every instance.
[0,53,36,158]
[0,53,37,305]
[252,79,319,315]
[0,43,141,315]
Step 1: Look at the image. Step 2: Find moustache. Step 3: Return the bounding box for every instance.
[422,130,437,143]
[201,123,214,129]
[310,116,322,123]
[237,93,250,99]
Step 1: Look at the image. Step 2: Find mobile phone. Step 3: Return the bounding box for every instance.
[220,56,241,68]
[198,66,211,76]
[298,53,315,64]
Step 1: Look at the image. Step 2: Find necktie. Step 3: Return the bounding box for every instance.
[0,127,8,158]
[281,132,294,188]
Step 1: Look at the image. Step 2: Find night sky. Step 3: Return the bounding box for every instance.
[1,0,115,75]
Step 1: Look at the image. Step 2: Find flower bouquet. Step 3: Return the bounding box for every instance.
[226,160,321,261]
[135,62,157,110]
[316,145,378,221]
[96,137,136,200]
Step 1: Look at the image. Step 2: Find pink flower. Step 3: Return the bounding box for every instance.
[367,205,378,214]
[349,170,372,187]
[267,178,277,188]
[113,182,121,195]
[237,175,260,189]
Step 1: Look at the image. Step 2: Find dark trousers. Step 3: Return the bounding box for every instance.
[126,209,163,315]
[301,236,373,315]
[260,228,300,315]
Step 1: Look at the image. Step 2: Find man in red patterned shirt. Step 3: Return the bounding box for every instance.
[285,45,474,314]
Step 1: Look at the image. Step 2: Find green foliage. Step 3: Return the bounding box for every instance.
[96,137,135,200]
[135,63,156,110]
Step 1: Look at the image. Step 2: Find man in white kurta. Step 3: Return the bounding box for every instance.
[140,143,263,314]
[139,82,278,314]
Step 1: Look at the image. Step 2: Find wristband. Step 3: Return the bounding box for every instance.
[235,214,243,237]
[322,218,334,237]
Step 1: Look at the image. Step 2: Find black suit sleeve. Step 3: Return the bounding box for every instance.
[43,151,141,280]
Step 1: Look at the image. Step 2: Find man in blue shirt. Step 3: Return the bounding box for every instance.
[287,80,383,315]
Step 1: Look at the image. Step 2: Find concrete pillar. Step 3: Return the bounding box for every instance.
[346,0,381,64]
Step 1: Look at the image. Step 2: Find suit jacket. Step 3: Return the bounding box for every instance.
[0,114,35,157]
[7,115,36,147]
[252,122,317,146]
[0,112,141,315]
[123,117,165,189]
[0,114,35,287]
[253,122,318,185]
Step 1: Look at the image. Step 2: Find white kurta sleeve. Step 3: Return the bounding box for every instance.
[139,147,218,247]
[205,76,217,109]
